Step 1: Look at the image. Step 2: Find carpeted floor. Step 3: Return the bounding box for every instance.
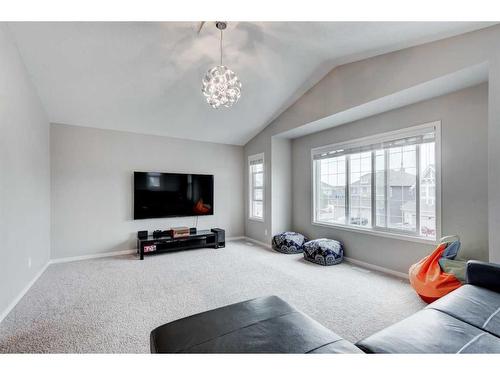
[0,240,425,353]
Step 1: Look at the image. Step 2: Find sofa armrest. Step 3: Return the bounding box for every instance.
[465,260,500,292]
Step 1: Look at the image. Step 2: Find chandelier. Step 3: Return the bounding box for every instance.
[201,22,242,109]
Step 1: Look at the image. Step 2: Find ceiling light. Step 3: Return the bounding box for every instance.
[201,22,242,109]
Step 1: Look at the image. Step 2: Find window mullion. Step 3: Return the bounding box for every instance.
[345,155,350,224]
[314,161,319,222]
[250,170,254,217]
[249,155,264,220]
[311,123,437,240]
[252,171,256,217]
[371,150,376,228]
[416,144,421,235]
[384,148,389,228]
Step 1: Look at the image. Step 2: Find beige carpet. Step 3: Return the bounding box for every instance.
[0,240,425,353]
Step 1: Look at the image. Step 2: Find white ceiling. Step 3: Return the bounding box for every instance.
[8,22,495,145]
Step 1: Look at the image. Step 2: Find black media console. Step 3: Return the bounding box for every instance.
[136,228,225,260]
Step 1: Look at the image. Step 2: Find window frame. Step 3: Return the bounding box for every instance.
[311,122,441,244]
[248,153,265,222]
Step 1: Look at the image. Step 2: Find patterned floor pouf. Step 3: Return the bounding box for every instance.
[272,232,308,254]
[303,238,343,266]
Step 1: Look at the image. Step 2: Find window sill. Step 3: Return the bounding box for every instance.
[248,217,264,223]
[311,221,438,245]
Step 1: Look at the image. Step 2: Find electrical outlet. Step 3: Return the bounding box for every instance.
[264,229,268,236]
[28,257,32,269]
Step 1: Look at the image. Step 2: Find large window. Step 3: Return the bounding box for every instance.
[313,123,439,241]
[249,153,265,221]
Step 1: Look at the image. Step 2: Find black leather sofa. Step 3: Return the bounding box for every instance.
[150,261,500,353]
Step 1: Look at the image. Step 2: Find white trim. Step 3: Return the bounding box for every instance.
[241,235,408,279]
[344,256,409,280]
[0,237,406,325]
[0,238,248,325]
[248,152,264,164]
[312,221,437,245]
[0,262,50,324]
[227,236,246,241]
[248,152,265,222]
[49,249,136,264]
[310,121,442,244]
[51,239,247,264]
[311,122,438,156]
[243,236,272,250]
[248,217,264,223]
[434,121,443,243]
[51,237,248,265]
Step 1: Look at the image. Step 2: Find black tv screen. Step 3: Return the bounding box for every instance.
[134,172,214,219]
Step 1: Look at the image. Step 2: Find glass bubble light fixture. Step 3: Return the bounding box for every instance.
[201,22,242,109]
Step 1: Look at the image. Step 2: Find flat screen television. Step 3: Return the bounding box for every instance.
[134,172,214,219]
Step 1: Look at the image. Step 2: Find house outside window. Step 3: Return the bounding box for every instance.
[249,153,265,221]
[312,122,440,241]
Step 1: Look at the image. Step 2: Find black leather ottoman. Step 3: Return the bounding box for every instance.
[150,296,362,353]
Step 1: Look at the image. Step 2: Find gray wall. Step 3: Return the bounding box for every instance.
[244,132,272,243]
[244,25,500,263]
[271,137,292,234]
[292,84,488,273]
[0,25,50,318]
[243,135,292,243]
[51,124,244,259]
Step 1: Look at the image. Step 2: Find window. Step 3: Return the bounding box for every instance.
[249,153,265,221]
[312,123,439,241]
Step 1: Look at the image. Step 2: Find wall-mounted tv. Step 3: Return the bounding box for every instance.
[134,172,214,220]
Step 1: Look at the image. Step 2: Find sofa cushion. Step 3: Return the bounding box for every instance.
[427,284,500,337]
[356,308,500,353]
[151,295,362,353]
[466,261,500,293]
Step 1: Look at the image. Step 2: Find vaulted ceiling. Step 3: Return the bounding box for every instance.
[8,22,494,145]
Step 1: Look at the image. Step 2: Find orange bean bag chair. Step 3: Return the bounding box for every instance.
[409,242,462,303]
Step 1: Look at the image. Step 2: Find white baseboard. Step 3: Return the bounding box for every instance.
[0,262,50,324]
[51,238,248,264]
[227,236,246,241]
[241,235,407,279]
[50,237,246,265]
[49,249,136,264]
[242,236,272,249]
[0,238,251,323]
[344,256,408,279]
[0,237,407,325]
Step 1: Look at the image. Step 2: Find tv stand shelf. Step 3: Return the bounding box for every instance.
[136,229,224,260]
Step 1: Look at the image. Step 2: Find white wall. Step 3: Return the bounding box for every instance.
[292,84,488,273]
[50,124,245,259]
[244,25,500,264]
[0,25,50,319]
